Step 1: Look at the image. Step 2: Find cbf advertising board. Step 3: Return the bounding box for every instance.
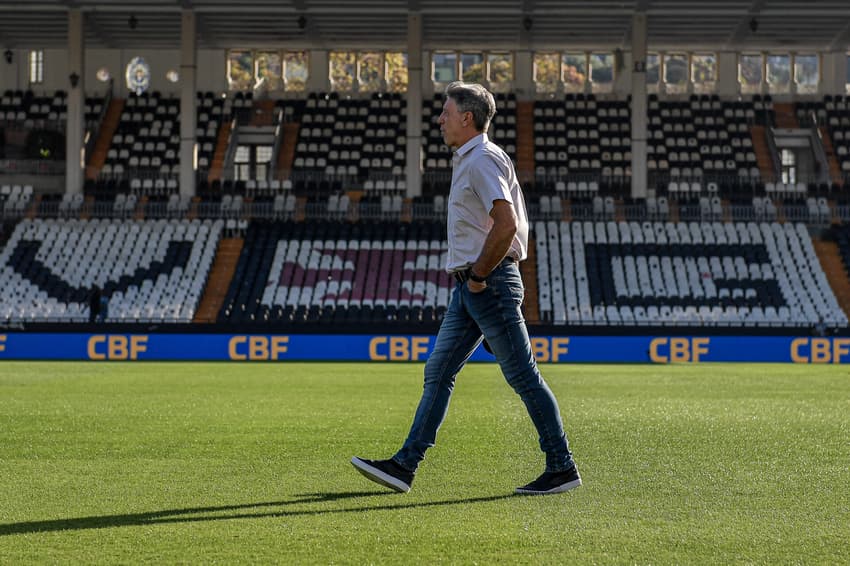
[0,333,848,363]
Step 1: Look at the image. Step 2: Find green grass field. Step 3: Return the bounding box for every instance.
[0,362,848,564]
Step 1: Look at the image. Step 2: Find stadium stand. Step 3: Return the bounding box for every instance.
[534,93,630,193]
[0,89,103,126]
[533,219,847,328]
[217,220,451,325]
[291,92,406,193]
[100,91,180,182]
[0,218,221,323]
[0,184,34,218]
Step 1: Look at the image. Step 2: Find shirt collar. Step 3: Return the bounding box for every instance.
[454,133,487,160]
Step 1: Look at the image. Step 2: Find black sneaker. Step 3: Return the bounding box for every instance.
[351,457,414,493]
[515,466,582,495]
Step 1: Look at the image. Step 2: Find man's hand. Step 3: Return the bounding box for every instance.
[467,279,487,293]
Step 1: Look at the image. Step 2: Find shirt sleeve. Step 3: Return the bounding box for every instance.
[468,154,513,213]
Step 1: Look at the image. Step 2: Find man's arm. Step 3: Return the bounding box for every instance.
[468,199,517,289]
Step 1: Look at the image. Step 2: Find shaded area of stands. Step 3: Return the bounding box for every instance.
[218,220,450,326]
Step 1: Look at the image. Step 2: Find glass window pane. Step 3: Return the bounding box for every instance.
[29,51,44,84]
[664,53,688,94]
[359,52,382,91]
[461,52,484,82]
[646,53,660,93]
[330,51,356,92]
[386,52,408,93]
[691,53,716,94]
[284,51,308,92]
[562,52,586,93]
[228,50,253,91]
[255,51,283,91]
[766,54,791,94]
[533,52,559,93]
[739,54,762,94]
[846,53,850,95]
[433,52,457,83]
[488,53,513,92]
[256,146,273,163]
[844,53,850,94]
[794,54,818,94]
[781,149,796,184]
[590,52,614,93]
[235,146,250,163]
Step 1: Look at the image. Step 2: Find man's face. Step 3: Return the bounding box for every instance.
[439,97,472,149]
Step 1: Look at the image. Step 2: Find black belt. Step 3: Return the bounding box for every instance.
[452,256,516,284]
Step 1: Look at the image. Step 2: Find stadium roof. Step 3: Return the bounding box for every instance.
[0,0,848,52]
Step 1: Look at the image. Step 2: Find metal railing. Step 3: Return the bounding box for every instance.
[0,159,65,175]
[13,192,838,227]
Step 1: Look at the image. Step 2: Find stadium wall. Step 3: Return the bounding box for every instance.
[1,332,849,363]
[2,47,848,99]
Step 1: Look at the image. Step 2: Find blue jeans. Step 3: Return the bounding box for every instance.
[393,259,574,473]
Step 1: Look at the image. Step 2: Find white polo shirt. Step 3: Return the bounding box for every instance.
[446,133,529,272]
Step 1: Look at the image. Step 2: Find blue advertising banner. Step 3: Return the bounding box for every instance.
[0,333,849,363]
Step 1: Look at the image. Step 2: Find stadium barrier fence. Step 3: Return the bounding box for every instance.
[0,332,848,363]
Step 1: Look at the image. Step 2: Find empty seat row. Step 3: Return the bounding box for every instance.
[0,218,221,323]
[533,220,847,328]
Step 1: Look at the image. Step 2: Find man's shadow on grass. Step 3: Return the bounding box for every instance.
[0,491,515,536]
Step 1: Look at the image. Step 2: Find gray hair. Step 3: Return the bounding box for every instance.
[445,81,496,132]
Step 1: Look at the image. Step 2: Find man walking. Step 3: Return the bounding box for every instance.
[352,82,580,495]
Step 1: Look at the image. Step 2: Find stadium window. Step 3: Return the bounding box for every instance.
[780,148,796,185]
[255,51,283,91]
[29,50,44,84]
[234,145,251,181]
[433,52,458,85]
[794,53,819,95]
[766,53,791,94]
[664,53,688,94]
[385,52,408,92]
[329,51,356,92]
[533,52,559,94]
[487,52,513,92]
[691,53,717,94]
[589,52,614,93]
[283,51,308,92]
[846,53,850,94]
[255,145,273,181]
[739,53,763,95]
[461,52,485,82]
[228,50,253,91]
[646,53,660,93]
[358,52,383,91]
[562,52,587,93]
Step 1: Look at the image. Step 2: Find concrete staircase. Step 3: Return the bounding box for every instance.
[813,237,850,320]
[520,236,540,324]
[207,120,232,183]
[193,238,244,323]
[251,100,277,126]
[85,98,125,180]
[276,122,300,180]
[750,125,776,182]
[773,103,799,129]
[818,127,844,186]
